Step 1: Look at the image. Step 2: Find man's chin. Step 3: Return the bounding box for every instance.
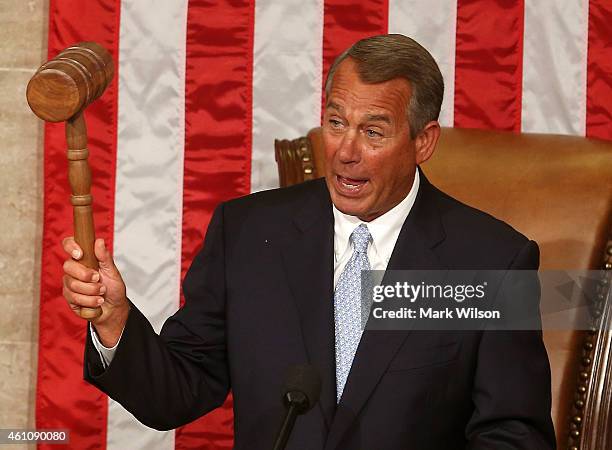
[329,195,369,220]
[326,177,374,218]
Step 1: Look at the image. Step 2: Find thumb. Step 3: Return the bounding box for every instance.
[94,239,117,273]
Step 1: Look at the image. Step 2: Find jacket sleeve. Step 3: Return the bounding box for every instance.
[84,203,230,431]
[465,240,557,449]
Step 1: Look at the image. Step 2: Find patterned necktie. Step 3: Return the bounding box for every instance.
[334,224,372,403]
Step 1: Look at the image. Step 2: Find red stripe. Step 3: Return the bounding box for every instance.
[176,1,255,448]
[322,0,389,111]
[37,1,120,449]
[454,0,524,132]
[586,0,612,141]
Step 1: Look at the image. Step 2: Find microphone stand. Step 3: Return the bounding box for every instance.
[272,391,308,450]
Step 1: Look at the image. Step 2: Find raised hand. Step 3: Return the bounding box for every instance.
[62,237,129,347]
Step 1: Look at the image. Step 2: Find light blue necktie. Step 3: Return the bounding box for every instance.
[334,224,372,403]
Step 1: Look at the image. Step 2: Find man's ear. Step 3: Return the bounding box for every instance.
[414,121,441,165]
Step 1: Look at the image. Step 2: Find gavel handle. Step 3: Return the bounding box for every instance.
[66,113,103,319]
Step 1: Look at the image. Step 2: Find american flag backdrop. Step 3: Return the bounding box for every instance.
[37,0,612,449]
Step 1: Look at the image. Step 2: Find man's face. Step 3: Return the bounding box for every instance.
[323,58,419,222]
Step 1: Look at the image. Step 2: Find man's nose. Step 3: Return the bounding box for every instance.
[337,129,362,164]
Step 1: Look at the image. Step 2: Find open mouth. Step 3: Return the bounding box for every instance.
[336,175,368,194]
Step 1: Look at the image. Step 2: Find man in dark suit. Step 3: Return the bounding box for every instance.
[62,34,555,449]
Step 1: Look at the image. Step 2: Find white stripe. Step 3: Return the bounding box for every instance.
[251,0,324,193]
[108,1,188,449]
[522,0,589,135]
[388,0,457,127]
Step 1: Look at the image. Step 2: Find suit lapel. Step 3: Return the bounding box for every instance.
[324,173,447,450]
[280,180,337,429]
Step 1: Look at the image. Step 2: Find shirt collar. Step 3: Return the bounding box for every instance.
[332,168,420,261]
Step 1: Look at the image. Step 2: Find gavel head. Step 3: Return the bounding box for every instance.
[27,42,114,122]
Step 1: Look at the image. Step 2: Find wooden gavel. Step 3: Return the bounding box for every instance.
[27,42,114,319]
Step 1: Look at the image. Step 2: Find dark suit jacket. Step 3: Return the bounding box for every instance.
[85,174,556,449]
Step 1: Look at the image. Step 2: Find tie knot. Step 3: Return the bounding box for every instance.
[350,224,371,254]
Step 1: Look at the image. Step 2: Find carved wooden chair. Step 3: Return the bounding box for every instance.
[275,127,612,450]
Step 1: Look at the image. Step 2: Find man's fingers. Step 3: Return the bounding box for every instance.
[63,259,100,282]
[63,285,104,309]
[94,239,118,273]
[62,236,83,260]
[63,275,106,296]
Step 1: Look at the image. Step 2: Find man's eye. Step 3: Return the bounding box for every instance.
[366,129,383,138]
[329,119,343,128]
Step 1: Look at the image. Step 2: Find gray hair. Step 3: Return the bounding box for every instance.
[325,34,444,138]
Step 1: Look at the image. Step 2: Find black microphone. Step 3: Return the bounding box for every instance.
[272,364,322,450]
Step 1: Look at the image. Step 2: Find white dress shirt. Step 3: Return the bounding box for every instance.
[91,326,123,368]
[92,169,421,367]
